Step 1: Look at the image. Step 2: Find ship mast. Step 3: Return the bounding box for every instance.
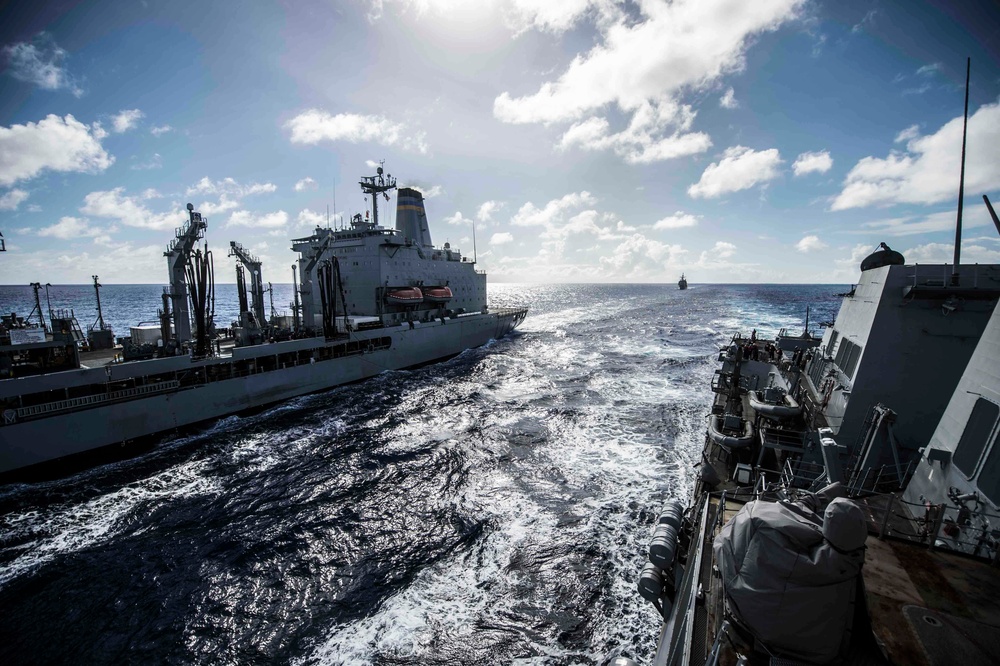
[92,275,107,331]
[952,57,971,286]
[358,161,396,228]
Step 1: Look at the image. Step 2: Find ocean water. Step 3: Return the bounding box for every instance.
[0,283,843,664]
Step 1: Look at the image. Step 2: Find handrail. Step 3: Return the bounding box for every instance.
[15,380,181,420]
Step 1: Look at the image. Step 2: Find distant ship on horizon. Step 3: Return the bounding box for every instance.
[677,274,688,290]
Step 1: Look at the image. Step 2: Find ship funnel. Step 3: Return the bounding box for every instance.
[396,187,433,247]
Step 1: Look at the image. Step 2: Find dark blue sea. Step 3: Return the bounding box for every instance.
[0,283,844,664]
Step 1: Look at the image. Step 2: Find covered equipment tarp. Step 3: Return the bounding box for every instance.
[713,484,867,663]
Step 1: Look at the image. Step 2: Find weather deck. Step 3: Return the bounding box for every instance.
[856,495,1000,666]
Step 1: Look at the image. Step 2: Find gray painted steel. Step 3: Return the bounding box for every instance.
[0,169,527,475]
[0,310,523,473]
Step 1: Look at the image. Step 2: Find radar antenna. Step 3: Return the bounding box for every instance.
[358,160,396,229]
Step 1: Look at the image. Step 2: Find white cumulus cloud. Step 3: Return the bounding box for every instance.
[557,103,713,164]
[0,114,113,186]
[187,177,276,197]
[150,125,173,136]
[795,235,827,252]
[285,110,428,153]
[227,210,289,228]
[37,216,103,240]
[792,150,832,176]
[294,177,318,192]
[2,33,82,96]
[831,101,1000,210]
[511,192,597,228]
[111,109,144,133]
[494,0,802,163]
[186,176,276,216]
[491,232,514,245]
[444,212,473,226]
[719,87,739,109]
[687,146,782,198]
[707,241,737,260]
[477,200,503,222]
[653,212,700,230]
[196,196,240,216]
[0,188,29,211]
[503,0,616,35]
[598,233,687,278]
[894,124,920,143]
[297,208,327,228]
[80,188,180,230]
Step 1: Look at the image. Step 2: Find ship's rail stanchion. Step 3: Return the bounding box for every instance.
[15,380,182,421]
[753,474,765,499]
[862,491,1000,563]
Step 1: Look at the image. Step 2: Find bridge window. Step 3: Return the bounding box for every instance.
[955,397,999,477]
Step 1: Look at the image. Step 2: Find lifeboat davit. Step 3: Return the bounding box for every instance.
[708,414,754,449]
[748,389,802,418]
[423,286,453,304]
[386,287,423,306]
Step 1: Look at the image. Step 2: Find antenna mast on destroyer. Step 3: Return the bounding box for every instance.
[952,57,971,286]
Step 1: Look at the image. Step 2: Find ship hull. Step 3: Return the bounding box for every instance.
[0,309,524,476]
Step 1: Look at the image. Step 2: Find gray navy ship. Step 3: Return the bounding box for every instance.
[632,61,1000,666]
[0,165,527,477]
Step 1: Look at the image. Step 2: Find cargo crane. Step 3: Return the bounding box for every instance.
[228,241,266,332]
[164,204,207,346]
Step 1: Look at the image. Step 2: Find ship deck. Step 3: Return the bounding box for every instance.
[668,490,1000,666]
[856,495,1000,666]
[79,338,241,369]
[658,336,1000,665]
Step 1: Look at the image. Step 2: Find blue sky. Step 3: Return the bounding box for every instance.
[1,0,998,284]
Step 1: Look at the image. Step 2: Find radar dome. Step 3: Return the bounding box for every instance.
[860,242,905,271]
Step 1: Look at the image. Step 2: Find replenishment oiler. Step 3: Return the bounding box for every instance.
[0,166,527,477]
[632,60,1000,666]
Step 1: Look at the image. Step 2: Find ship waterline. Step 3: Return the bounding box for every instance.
[0,165,528,477]
[1,309,525,474]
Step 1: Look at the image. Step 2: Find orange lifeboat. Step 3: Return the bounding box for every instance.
[386,287,423,306]
[423,286,453,304]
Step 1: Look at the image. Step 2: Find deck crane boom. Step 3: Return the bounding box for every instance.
[228,241,266,330]
[164,204,208,345]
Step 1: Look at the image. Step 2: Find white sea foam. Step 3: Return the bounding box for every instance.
[296,470,556,665]
[0,460,219,588]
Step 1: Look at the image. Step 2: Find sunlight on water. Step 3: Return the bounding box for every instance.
[0,460,218,588]
[0,283,845,663]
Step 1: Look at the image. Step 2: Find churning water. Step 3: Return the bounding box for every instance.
[0,283,843,664]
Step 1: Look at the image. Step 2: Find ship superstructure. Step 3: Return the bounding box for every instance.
[294,167,484,330]
[0,166,527,477]
[634,60,1000,666]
